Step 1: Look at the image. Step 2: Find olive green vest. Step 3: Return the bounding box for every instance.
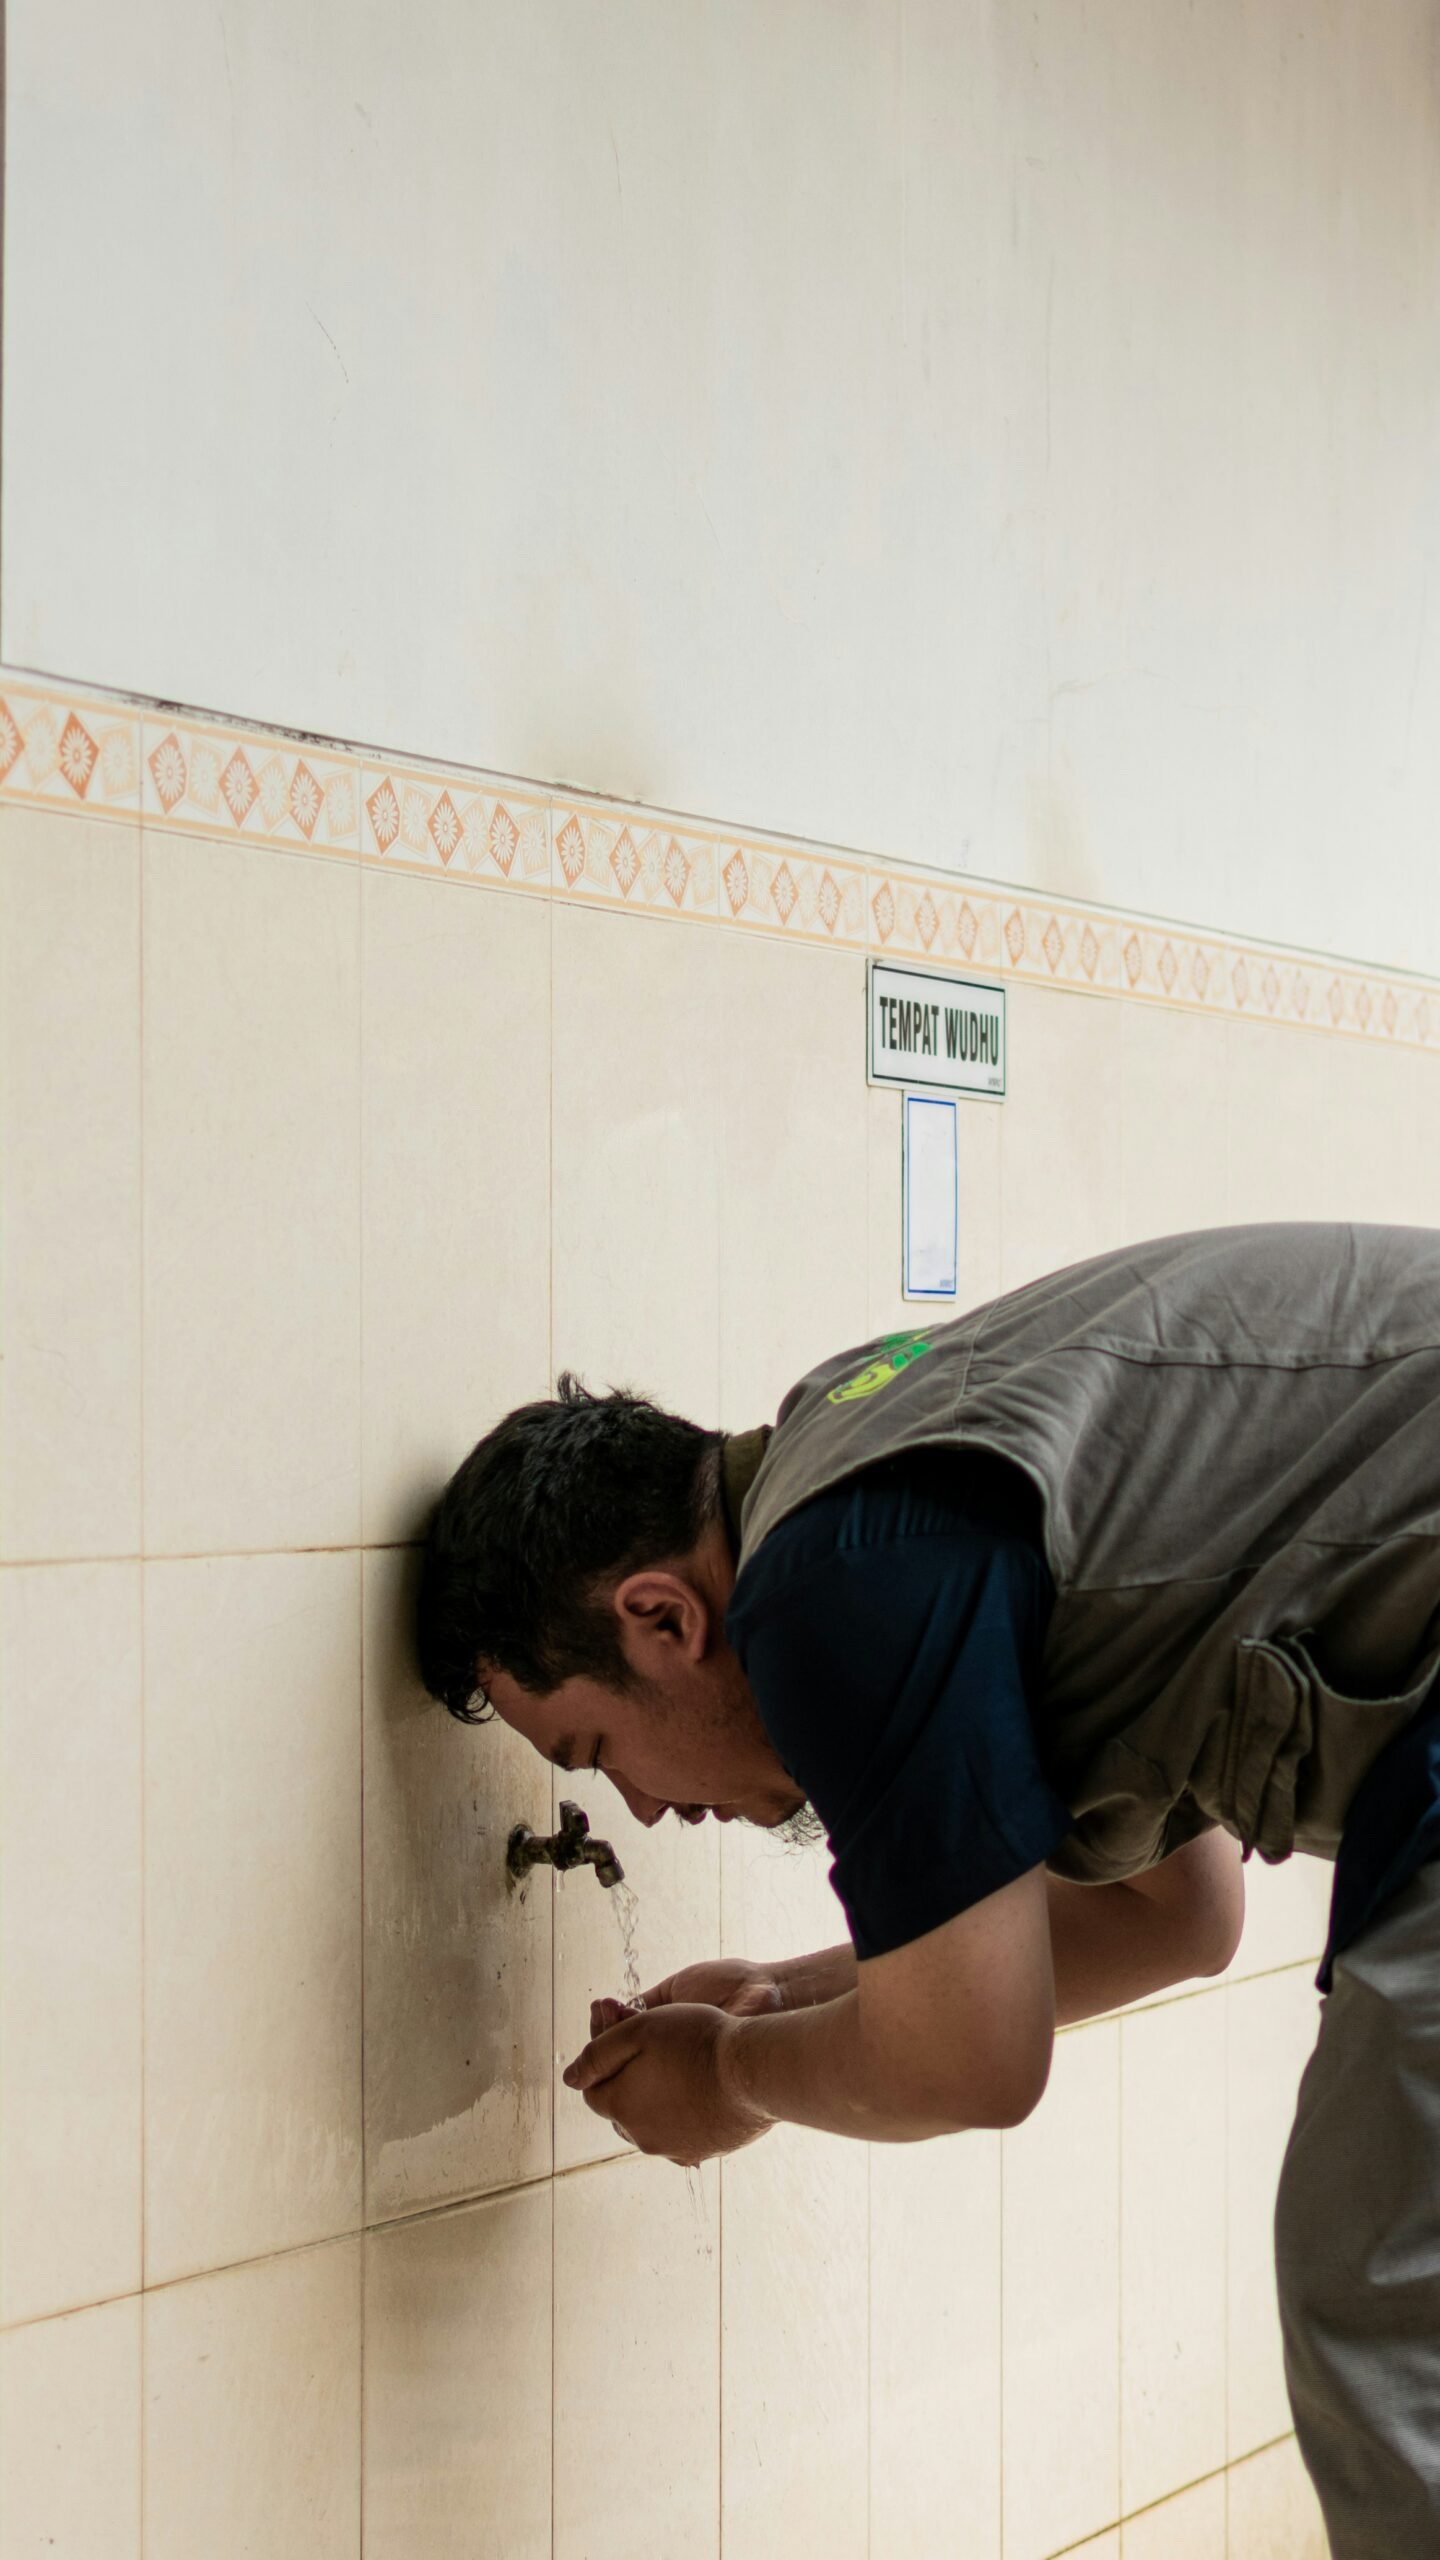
[725,1224,1440,1884]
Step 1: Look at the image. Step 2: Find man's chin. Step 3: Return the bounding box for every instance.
[746,1797,824,1846]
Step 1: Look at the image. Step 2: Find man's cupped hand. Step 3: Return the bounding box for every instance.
[562,2002,771,2167]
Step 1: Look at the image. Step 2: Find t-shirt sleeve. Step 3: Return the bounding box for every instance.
[726,1476,1073,1961]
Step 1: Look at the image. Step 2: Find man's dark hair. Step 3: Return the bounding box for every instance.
[416,1375,722,1721]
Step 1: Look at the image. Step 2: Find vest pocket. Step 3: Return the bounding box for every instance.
[1231,1633,1440,1863]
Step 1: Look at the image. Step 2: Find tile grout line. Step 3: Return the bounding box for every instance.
[1042,2428,1300,2556]
[137,787,149,2560]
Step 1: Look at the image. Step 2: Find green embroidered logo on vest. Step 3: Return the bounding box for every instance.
[826,1329,935,1404]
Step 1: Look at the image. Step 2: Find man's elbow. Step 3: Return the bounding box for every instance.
[928,2031,1054,2135]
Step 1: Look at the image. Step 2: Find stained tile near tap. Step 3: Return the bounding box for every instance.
[721,2122,868,2560]
[364,2183,551,2560]
[144,2239,361,2560]
[0,2294,141,2560]
[363,1547,553,2220]
[869,2131,1003,2560]
[553,2152,719,2560]
[553,1776,721,2171]
[143,1550,363,2283]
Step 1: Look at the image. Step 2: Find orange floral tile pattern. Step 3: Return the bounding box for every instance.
[866,871,1437,1046]
[0,679,141,815]
[363,761,549,887]
[0,667,1435,1049]
[141,714,359,852]
[550,804,718,921]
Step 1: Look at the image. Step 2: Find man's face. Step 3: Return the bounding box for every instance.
[485,1659,805,1831]
[482,1533,805,1833]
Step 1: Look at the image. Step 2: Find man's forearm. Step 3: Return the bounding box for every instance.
[772,1942,857,2009]
[721,1989,964,2143]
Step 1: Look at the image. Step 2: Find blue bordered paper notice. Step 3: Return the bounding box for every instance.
[903,1093,958,1299]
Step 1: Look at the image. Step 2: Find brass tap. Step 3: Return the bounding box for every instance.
[507,1798,625,1891]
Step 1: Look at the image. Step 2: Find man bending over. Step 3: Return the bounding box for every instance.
[417,1223,1440,2560]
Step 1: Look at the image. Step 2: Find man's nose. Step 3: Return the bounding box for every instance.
[606,1771,670,1826]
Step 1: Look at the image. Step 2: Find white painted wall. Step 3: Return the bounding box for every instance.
[6,0,1440,966]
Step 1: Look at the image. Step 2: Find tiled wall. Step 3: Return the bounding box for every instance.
[9,680,1440,2554]
[11,2,1440,977]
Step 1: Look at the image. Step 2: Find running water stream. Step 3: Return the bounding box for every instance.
[609,1877,644,2005]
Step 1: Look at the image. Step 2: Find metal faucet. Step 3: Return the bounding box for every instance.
[507,1798,625,1891]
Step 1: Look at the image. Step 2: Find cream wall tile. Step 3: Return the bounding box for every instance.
[0,1566,141,2324]
[360,870,550,1543]
[363,1549,552,2217]
[554,2153,719,2560]
[1224,1021,1331,1225]
[1221,1853,1331,1985]
[998,985,1125,1295]
[0,808,141,1560]
[1118,1001,1230,1244]
[0,2296,140,2560]
[1002,2020,1121,2560]
[1120,1991,1226,2512]
[555,1785,720,2172]
[551,903,720,1421]
[717,934,869,1427]
[364,2185,550,2560]
[721,2124,868,2560]
[143,833,360,1553]
[1227,1971,1322,2460]
[145,2240,360,2560]
[1121,2470,1226,2558]
[144,1552,362,2280]
[867,1082,1002,1336]
[869,2132,1002,2560]
[719,1820,843,1971]
[1226,2434,1328,2560]
[1323,1034,1440,1228]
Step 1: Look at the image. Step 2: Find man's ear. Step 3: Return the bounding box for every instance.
[612,1567,711,1663]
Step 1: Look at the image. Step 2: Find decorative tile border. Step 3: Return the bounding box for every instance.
[361,758,549,888]
[1,666,1436,1048]
[140,711,360,853]
[0,678,142,815]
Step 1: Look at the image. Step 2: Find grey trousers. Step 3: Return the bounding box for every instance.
[1275,1860,1440,2558]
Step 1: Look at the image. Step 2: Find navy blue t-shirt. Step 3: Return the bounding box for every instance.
[725,1457,1072,1961]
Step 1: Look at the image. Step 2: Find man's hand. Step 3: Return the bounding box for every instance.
[589,1957,785,2040]
[564,2003,773,2167]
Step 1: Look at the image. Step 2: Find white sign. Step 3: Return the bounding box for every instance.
[868,960,1006,1099]
[903,1095,958,1299]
